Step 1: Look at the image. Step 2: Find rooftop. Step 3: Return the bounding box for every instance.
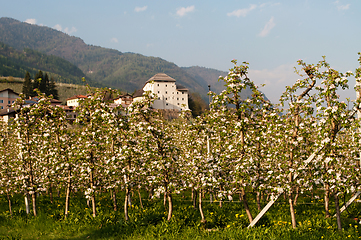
[146,73,176,83]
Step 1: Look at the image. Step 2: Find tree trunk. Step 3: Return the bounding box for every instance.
[148,187,153,199]
[163,192,167,207]
[124,187,129,221]
[293,186,300,206]
[25,193,30,215]
[167,193,173,221]
[6,190,12,216]
[288,190,297,228]
[138,189,143,209]
[49,183,53,204]
[335,193,342,231]
[241,188,253,223]
[324,184,331,218]
[31,191,37,217]
[64,168,72,217]
[89,168,96,217]
[192,188,197,209]
[128,192,132,207]
[199,190,206,223]
[112,189,117,211]
[256,191,261,211]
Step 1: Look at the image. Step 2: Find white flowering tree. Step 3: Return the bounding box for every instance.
[309,56,361,230]
[0,121,18,216]
[12,93,63,216]
[130,91,184,221]
[209,60,272,224]
[173,112,221,223]
[75,88,116,217]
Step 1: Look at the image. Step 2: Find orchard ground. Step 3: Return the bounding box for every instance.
[0,190,360,239]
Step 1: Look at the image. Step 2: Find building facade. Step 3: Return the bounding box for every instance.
[0,88,20,110]
[141,73,189,110]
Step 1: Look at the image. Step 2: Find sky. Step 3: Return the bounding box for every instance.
[1,0,361,103]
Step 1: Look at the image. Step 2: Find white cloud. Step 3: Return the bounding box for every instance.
[337,3,350,10]
[227,4,257,17]
[64,27,77,34]
[110,37,118,43]
[135,6,147,12]
[25,18,37,25]
[258,17,275,37]
[176,5,195,17]
[53,24,77,35]
[248,63,297,103]
[54,24,62,31]
[334,1,350,10]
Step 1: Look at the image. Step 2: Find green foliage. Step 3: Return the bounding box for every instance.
[0,41,88,86]
[22,71,32,98]
[22,70,59,99]
[188,92,209,117]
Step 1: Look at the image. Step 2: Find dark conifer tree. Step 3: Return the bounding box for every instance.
[32,71,43,96]
[48,77,59,100]
[39,73,49,94]
[22,71,33,99]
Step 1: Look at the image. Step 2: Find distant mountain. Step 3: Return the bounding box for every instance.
[183,66,257,100]
[0,41,89,85]
[0,17,263,102]
[0,18,207,97]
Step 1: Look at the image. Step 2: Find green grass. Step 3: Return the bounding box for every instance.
[0,191,360,239]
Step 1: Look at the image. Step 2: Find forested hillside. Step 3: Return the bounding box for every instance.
[0,18,206,96]
[0,41,88,85]
[0,17,261,101]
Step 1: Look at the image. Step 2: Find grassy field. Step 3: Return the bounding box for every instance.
[0,191,360,240]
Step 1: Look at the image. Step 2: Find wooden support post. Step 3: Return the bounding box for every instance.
[333,191,361,217]
[248,107,359,228]
[247,149,323,228]
[248,191,283,227]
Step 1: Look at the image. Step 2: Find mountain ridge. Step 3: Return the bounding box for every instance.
[0,17,258,102]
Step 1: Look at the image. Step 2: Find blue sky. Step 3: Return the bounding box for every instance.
[1,0,361,102]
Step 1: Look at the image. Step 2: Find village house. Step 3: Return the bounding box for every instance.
[0,88,20,110]
[113,93,133,107]
[66,95,88,107]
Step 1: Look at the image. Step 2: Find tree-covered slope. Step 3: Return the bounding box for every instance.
[0,17,207,96]
[0,41,87,85]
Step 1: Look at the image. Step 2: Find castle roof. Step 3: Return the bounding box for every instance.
[146,73,176,83]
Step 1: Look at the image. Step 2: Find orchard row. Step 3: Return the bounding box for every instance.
[1,55,361,230]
